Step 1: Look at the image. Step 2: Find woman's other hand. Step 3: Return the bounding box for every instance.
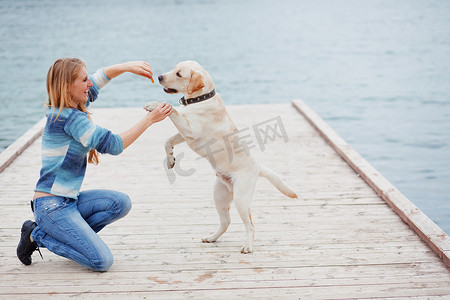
[146,102,173,124]
[119,103,173,150]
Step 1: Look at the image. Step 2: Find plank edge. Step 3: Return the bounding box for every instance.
[0,117,46,173]
[291,99,450,269]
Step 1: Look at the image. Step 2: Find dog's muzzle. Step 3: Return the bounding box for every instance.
[163,87,178,94]
[159,75,178,94]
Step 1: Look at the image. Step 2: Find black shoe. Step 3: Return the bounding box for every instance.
[17,220,42,265]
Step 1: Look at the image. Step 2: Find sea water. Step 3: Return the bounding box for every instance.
[1,0,449,233]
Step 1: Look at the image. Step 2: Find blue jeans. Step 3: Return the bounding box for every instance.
[31,189,132,271]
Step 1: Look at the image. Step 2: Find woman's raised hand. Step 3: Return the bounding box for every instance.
[123,61,154,83]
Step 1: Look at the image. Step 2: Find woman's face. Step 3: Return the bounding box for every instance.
[70,67,93,106]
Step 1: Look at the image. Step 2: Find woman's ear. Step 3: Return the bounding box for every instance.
[187,70,205,95]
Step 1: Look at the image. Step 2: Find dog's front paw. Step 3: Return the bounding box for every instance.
[202,236,218,243]
[167,155,176,169]
[240,244,253,254]
[143,101,160,112]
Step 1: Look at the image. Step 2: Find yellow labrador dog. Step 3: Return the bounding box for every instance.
[144,61,297,253]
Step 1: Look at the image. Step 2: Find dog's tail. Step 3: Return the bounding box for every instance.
[259,164,298,199]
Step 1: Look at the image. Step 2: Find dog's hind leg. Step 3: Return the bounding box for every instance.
[202,177,233,243]
[165,133,185,169]
[233,172,258,254]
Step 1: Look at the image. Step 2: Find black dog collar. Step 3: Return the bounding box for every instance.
[179,89,216,106]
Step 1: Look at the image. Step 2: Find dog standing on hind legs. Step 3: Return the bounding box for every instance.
[144,61,298,253]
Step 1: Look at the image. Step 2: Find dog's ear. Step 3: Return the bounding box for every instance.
[187,70,205,95]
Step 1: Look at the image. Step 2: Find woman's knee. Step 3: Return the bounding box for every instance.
[90,251,114,272]
[114,191,132,218]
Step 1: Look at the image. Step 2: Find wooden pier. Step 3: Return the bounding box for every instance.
[1,101,449,299]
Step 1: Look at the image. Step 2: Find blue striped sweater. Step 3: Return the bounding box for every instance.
[35,69,123,199]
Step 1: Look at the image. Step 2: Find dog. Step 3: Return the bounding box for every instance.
[144,61,298,253]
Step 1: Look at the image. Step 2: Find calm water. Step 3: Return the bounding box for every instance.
[1,0,449,233]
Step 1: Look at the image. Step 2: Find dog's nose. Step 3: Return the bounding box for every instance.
[158,75,164,82]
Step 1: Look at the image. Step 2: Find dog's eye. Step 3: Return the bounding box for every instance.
[176,71,182,78]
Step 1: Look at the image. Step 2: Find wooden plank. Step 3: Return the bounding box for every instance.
[0,117,45,173]
[0,262,443,282]
[1,277,450,295]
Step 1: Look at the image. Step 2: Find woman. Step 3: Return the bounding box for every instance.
[16,58,173,271]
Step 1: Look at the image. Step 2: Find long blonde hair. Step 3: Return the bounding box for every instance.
[46,58,99,164]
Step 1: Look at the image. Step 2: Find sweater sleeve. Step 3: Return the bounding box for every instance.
[64,110,123,155]
[87,68,111,106]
